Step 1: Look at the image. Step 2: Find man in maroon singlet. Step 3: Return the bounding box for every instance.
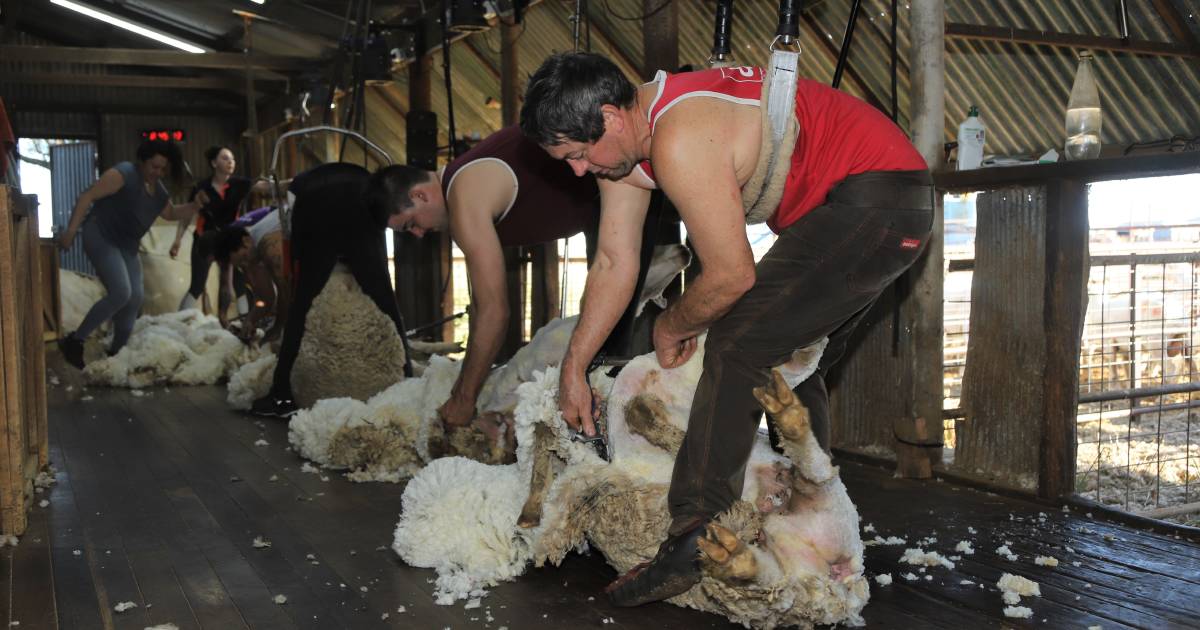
[521,52,934,606]
[386,125,599,430]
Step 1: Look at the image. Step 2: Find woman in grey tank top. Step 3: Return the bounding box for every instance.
[55,140,208,369]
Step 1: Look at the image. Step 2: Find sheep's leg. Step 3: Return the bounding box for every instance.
[623,393,686,453]
[518,423,557,529]
[752,369,835,486]
[697,523,758,583]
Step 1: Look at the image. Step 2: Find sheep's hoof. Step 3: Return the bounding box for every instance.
[752,369,811,443]
[698,523,757,583]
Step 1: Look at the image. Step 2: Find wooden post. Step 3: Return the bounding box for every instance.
[829,0,944,476]
[497,20,540,355]
[394,47,452,341]
[18,196,46,471]
[641,0,678,80]
[0,187,29,535]
[39,240,60,342]
[1040,179,1088,498]
[895,0,945,477]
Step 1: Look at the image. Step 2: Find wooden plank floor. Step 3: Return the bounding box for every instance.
[5,375,1199,629]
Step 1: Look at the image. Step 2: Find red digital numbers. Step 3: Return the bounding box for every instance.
[141,129,187,142]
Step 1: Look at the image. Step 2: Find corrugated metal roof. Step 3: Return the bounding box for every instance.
[427,0,1198,158]
[11,1,1196,159]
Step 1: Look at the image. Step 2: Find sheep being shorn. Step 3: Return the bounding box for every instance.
[282,244,692,480]
[286,319,580,479]
[394,337,869,629]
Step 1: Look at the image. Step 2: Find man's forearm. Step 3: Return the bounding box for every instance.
[563,261,639,373]
[451,304,508,405]
[657,268,750,339]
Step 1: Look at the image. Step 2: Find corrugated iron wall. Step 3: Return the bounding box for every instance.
[49,142,97,275]
[956,185,1049,490]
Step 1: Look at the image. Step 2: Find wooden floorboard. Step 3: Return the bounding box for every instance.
[8,499,57,629]
[25,381,1200,629]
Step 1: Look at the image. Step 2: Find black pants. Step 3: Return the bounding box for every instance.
[268,204,410,399]
[666,169,934,533]
[186,230,246,301]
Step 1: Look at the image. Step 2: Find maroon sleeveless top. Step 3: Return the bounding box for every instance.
[442,125,598,247]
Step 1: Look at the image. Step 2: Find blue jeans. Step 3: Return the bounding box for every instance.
[75,220,144,353]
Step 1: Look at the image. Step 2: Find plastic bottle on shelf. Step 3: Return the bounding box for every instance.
[956,106,986,171]
[1065,50,1102,160]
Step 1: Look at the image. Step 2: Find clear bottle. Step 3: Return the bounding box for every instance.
[1065,50,1102,160]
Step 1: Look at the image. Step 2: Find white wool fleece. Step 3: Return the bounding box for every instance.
[392,457,533,603]
[83,310,270,388]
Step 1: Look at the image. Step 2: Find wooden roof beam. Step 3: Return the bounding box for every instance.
[0,45,314,71]
[0,71,281,91]
[945,22,1200,59]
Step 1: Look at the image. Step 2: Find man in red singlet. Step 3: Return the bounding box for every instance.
[521,52,934,606]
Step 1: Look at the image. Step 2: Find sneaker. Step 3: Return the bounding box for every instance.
[250,394,299,419]
[57,334,85,370]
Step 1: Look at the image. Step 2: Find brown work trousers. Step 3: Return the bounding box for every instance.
[667,169,934,533]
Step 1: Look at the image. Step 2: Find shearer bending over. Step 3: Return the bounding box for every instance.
[249,163,419,418]
[212,208,287,344]
[380,125,599,432]
[521,53,934,606]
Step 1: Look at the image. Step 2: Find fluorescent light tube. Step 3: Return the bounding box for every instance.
[49,0,208,54]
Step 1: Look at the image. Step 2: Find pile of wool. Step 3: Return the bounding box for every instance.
[60,270,108,334]
[287,355,460,481]
[139,223,216,315]
[393,336,871,629]
[224,340,463,411]
[290,265,408,408]
[82,310,270,388]
[226,353,278,409]
[286,318,579,481]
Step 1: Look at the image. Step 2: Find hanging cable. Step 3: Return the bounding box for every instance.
[708,0,735,67]
[889,0,898,122]
[571,0,583,51]
[442,0,458,160]
[831,0,862,89]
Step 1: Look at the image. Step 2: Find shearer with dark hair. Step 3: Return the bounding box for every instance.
[248,162,422,418]
[521,52,934,606]
[364,124,599,434]
[56,139,208,368]
[212,207,287,345]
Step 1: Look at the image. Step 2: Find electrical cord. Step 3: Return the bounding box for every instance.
[603,0,671,21]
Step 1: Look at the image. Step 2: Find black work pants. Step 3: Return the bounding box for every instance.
[268,208,408,399]
[186,229,247,302]
[666,169,934,533]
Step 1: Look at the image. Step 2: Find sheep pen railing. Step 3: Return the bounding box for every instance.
[0,186,49,536]
[831,152,1200,514]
